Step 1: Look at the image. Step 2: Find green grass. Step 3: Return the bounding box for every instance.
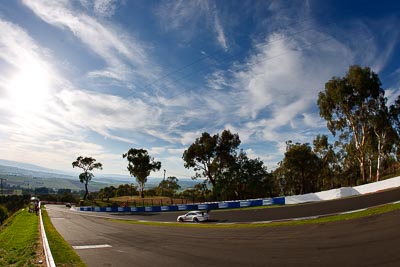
[111,202,400,228]
[0,209,41,266]
[41,209,87,267]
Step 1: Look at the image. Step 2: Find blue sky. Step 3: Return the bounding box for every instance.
[0,0,399,179]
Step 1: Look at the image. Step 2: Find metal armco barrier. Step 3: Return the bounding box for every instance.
[79,197,285,212]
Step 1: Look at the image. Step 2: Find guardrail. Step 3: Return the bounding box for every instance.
[79,197,285,212]
[39,203,56,267]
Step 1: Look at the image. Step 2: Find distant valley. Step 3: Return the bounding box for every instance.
[0,159,199,192]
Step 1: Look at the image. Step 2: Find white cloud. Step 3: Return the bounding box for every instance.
[80,0,118,17]
[207,70,229,90]
[155,0,228,50]
[56,89,161,132]
[94,0,117,17]
[233,34,304,119]
[386,88,399,106]
[212,9,228,50]
[180,131,203,146]
[148,147,167,156]
[22,0,155,84]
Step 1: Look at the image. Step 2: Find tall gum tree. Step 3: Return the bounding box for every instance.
[123,148,161,198]
[72,156,103,200]
[318,65,384,183]
[369,95,398,181]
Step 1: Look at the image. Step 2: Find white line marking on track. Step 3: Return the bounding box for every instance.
[341,208,367,214]
[73,244,112,250]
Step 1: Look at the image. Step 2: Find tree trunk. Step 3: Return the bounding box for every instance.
[84,183,89,200]
[369,158,372,182]
[360,156,366,183]
[376,139,381,182]
[140,187,144,198]
[376,161,380,182]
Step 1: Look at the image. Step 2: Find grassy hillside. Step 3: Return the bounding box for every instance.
[0,209,43,266]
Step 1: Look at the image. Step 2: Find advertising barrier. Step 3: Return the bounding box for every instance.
[79,196,285,213]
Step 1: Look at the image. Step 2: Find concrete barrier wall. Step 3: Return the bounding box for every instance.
[353,176,400,194]
[285,176,400,205]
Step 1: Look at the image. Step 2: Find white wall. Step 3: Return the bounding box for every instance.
[285,176,400,205]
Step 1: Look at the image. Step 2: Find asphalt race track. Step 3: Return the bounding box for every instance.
[46,187,400,266]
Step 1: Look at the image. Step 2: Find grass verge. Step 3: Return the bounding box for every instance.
[0,209,42,266]
[41,208,87,267]
[110,202,400,228]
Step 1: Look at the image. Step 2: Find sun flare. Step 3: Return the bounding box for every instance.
[6,60,51,113]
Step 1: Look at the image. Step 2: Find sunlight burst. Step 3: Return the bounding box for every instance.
[6,60,51,113]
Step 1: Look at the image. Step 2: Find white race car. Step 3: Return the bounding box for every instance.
[177,211,209,222]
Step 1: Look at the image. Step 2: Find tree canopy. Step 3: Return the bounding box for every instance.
[318,65,385,182]
[123,148,161,198]
[279,142,322,195]
[183,130,275,200]
[182,129,240,187]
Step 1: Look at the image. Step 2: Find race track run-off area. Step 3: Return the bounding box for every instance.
[45,187,400,267]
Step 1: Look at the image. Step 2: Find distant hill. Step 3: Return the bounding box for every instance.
[0,159,200,191]
[0,164,75,180]
[0,159,66,174]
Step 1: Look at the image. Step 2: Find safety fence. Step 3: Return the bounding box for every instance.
[80,196,285,212]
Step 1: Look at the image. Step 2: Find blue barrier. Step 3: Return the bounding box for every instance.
[273,197,285,205]
[80,196,285,213]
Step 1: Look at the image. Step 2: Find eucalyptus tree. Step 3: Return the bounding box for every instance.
[157,176,181,202]
[72,156,103,200]
[280,142,322,194]
[99,186,116,201]
[366,91,399,181]
[389,96,400,160]
[219,150,274,200]
[123,148,161,198]
[182,129,240,187]
[318,65,384,183]
[313,134,341,189]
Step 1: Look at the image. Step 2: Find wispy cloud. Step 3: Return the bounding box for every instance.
[22,0,155,85]
[207,70,230,90]
[80,0,118,18]
[155,0,228,50]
